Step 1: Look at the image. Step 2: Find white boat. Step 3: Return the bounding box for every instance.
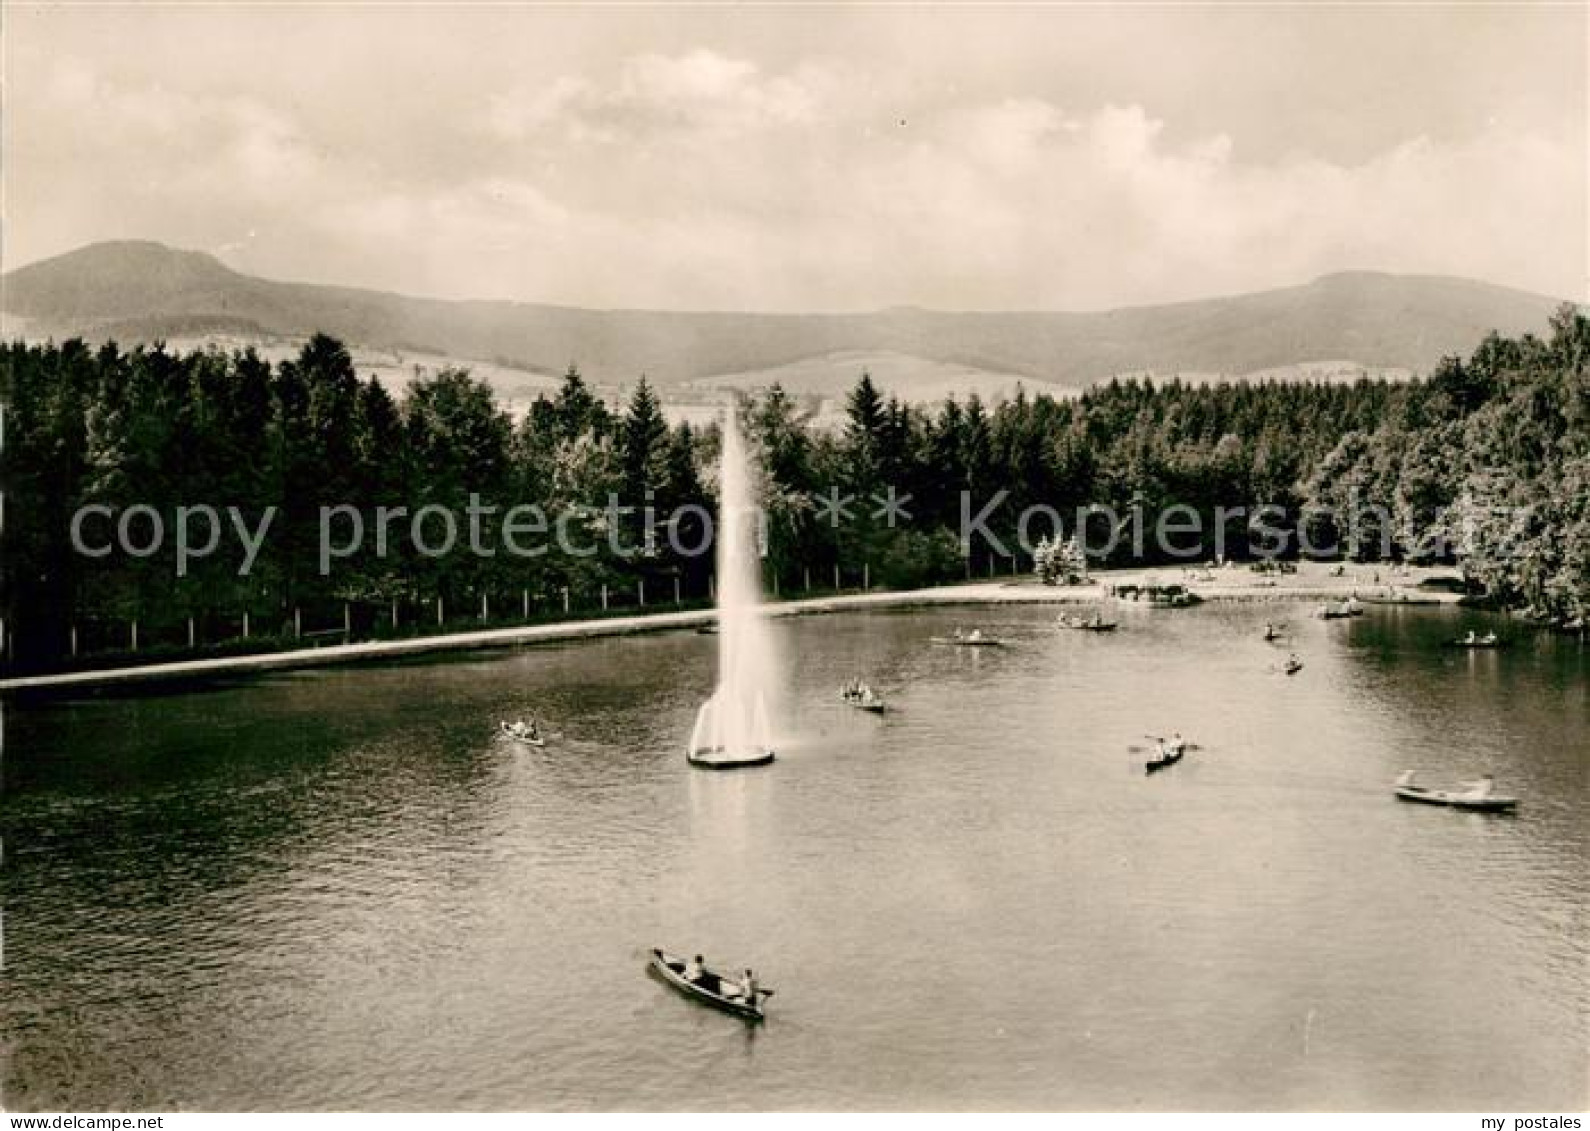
[1393,771,1518,812]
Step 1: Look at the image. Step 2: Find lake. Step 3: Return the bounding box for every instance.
[2,602,1585,1110]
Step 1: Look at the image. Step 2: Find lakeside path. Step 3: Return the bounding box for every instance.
[0,562,1458,694]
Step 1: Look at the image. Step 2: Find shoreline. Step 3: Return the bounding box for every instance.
[0,563,1462,694]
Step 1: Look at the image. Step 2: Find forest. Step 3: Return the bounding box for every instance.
[2,305,1586,672]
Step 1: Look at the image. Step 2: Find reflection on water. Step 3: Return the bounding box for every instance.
[2,605,1585,1110]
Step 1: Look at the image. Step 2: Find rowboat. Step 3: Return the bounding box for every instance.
[1445,634,1504,649]
[498,723,546,747]
[687,746,775,769]
[841,692,888,713]
[1145,746,1185,774]
[1358,592,1441,606]
[930,633,1004,647]
[1057,614,1118,632]
[1393,772,1517,812]
[1283,659,1304,675]
[648,948,772,1021]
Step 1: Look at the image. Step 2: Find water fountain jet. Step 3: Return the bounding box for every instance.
[687,406,777,769]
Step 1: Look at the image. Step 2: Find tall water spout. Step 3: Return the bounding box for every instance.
[687,406,778,768]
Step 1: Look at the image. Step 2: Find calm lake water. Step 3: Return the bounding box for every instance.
[3,603,1585,1111]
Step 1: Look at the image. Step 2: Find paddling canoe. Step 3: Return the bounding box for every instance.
[929,635,1005,647]
[648,948,771,1021]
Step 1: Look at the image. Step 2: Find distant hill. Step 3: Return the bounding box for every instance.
[1,241,1569,399]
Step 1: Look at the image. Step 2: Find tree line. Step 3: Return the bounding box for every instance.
[2,307,1585,670]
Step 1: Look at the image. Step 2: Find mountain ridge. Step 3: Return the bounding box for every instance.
[2,240,1570,393]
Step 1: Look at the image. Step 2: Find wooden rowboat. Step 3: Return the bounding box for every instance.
[842,694,888,713]
[648,948,772,1021]
[1393,774,1518,813]
[686,746,775,769]
[1445,635,1505,649]
[1145,746,1185,774]
[498,724,546,747]
[1058,615,1118,632]
[930,634,1005,647]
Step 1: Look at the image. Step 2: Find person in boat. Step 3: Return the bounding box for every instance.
[733,967,759,1003]
[1464,630,1478,645]
[683,954,705,984]
[967,629,984,642]
[1286,653,1302,670]
[1171,732,1186,755]
[1264,622,1277,640]
[1457,774,1495,801]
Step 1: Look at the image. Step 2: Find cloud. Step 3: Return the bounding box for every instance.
[5,41,1582,310]
[489,49,824,143]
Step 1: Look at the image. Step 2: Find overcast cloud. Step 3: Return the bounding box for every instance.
[3,5,1583,310]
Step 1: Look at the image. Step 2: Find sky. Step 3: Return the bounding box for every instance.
[3,3,1585,311]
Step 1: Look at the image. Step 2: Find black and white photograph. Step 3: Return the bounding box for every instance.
[1,1,1585,1116]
